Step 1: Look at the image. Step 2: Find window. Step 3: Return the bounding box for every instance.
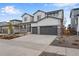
[24,17,27,21]
[22,24,26,29]
[24,25,26,29]
[47,13,58,17]
[47,13,53,17]
[75,17,78,25]
[53,13,56,16]
[37,15,41,20]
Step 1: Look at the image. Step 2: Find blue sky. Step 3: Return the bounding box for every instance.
[0,3,79,26]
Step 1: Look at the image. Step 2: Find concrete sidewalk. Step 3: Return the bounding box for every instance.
[44,45,79,56]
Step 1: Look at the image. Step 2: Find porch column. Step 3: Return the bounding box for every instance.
[77,17,79,35]
[38,26,40,34]
[26,24,27,32]
[2,27,3,33]
[31,26,32,33]
[19,24,21,33]
[1,27,2,33]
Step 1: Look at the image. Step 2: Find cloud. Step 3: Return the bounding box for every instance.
[44,3,79,9]
[44,4,49,6]
[1,14,5,15]
[44,3,74,7]
[52,3,77,7]
[1,6,22,15]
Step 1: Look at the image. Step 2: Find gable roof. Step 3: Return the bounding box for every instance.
[72,8,79,10]
[10,19,22,22]
[32,9,63,23]
[21,13,33,17]
[33,10,46,15]
[33,9,63,16]
[31,16,62,23]
[0,22,9,26]
[39,16,62,22]
[70,8,79,17]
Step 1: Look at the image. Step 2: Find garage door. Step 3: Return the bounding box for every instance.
[32,27,37,34]
[40,26,57,35]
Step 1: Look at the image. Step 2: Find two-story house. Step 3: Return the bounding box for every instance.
[70,8,79,35]
[31,10,64,35]
[0,9,64,35]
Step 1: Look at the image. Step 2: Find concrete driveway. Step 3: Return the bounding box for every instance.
[0,34,57,56]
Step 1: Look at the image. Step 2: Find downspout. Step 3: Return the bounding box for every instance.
[60,10,64,38]
[77,17,79,35]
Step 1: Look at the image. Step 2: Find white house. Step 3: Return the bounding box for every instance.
[0,9,64,35]
[70,8,79,35]
[31,10,64,35]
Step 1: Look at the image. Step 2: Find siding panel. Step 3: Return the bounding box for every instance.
[32,27,37,34]
[40,26,57,35]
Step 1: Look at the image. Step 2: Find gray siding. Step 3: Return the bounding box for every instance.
[32,27,37,34]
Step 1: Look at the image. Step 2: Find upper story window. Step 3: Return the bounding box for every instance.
[53,12,58,16]
[31,17,34,22]
[37,15,41,20]
[47,12,58,17]
[24,17,27,21]
[47,14,52,17]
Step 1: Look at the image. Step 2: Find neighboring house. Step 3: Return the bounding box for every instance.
[10,19,22,34]
[0,20,22,34]
[70,8,79,35]
[31,10,64,35]
[0,22,9,34]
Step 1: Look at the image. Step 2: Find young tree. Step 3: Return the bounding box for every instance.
[67,24,72,35]
[8,22,13,34]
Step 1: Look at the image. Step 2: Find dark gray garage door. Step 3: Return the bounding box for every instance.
[40,26,57,35]
[32,27,37,34]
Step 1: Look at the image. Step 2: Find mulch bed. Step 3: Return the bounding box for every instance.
[39,52,64,56]
[0,35,20,40]
[50,36,79,49]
